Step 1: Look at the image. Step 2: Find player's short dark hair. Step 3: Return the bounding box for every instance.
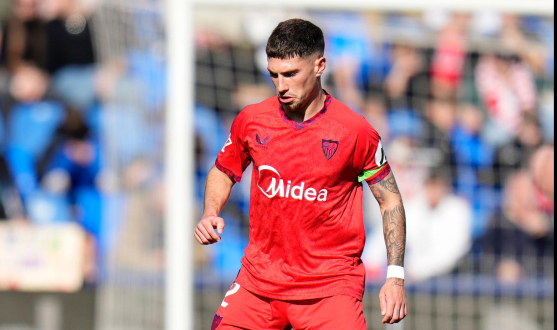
[266,19,325,59]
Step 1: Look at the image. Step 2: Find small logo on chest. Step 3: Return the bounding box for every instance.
[322,139,339,160]
[256,134,270,149]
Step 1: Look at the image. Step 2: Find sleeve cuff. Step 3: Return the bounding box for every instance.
[215,160,242,183]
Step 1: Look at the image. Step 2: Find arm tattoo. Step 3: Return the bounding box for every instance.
[383,205,406,266]
[370,172,406,267]
[378,174,401,195]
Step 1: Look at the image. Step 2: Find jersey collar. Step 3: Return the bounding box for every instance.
[278,91,332,131]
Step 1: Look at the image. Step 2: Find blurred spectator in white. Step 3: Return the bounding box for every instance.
[430,13,470,99]
[364,171,472,283]
[494,113,544,187]
[475,52,537,143]
[482,171,554,283]
[404,172,472,282]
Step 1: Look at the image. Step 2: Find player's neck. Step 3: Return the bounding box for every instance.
[285,88,327,123]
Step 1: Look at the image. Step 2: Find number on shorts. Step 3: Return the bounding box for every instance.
[221,283,241,308]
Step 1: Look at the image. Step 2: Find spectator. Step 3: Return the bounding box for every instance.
[384,44,428,113]
[451,104,496,237]
[40,0,96,75]
[430,13,470,99]
[404,171,473,282]
[475,53,537,140]
[530,144,554,210]
[1,0,49,105]
[482,171,554,282]
[422,97,457,171]
[494,113,544,188]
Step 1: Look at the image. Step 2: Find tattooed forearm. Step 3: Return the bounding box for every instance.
[370,172,407,267]
[378,174,401,195]
[382,204,406,266]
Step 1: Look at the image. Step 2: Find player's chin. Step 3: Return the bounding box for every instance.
[282,101,301,111]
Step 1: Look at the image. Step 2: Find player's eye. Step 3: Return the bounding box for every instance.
[284,72,297,78]
[269,72,278,79]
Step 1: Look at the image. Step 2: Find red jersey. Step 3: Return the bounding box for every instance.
[216,93,391,301]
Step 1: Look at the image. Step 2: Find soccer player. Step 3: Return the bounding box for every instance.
[195,19,408,329]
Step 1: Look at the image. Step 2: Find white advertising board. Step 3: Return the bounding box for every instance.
[0,223,85,292]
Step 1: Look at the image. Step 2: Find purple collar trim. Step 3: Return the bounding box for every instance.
[279,94,332,130]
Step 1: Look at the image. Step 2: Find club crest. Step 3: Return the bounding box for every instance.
[211,314,223,330]
[322,139,339,160]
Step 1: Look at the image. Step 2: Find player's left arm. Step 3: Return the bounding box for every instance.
[369,171,408,324]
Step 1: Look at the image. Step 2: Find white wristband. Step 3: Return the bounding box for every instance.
[387,266,405,280]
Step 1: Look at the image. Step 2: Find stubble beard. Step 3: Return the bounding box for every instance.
[281,99,304,112]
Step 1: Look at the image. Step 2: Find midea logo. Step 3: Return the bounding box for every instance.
[257,165,328,202]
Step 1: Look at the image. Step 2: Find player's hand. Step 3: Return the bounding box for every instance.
[379,278,408,324]
[195,216,225,245]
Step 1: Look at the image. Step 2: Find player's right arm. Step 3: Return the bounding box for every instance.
[196,109,252,245]
[195,166,235,245]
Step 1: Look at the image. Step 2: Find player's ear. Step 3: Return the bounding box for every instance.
[315,56,326,78]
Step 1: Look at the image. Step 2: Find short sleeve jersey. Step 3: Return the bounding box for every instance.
[216,94,391,301]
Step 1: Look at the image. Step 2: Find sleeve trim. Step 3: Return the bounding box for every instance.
[215,161,242,183]
[364,164,392,185]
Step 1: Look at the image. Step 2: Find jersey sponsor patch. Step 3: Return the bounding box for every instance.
[257,165,328,201]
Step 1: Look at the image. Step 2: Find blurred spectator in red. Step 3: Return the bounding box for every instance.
[494,113,544,187]
[430,13,470,99]
[404,171,472,282]
[475,52,537,140]
[482,171,554,283]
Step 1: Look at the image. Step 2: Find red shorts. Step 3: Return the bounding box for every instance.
[212,283,367,330]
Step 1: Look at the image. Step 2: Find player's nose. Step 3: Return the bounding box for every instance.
[277,76,288,93]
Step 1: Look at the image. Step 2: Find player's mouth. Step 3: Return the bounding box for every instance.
[279,96,295,103]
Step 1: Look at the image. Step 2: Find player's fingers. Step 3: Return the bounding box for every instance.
[195,230,209,245]
[379,292,387,316]
[389,303,402,324]
[405,303,409,317]
[399,303,406,321]
[213,217,226,235]
[200,222,220,242]
[382,301,395,324]
[194,231,202,244]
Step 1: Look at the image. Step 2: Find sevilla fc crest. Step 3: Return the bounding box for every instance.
[211,314,223,330]
[322,139,339,160]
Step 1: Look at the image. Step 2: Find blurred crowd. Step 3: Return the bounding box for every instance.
[0,1,554,292]
[0,0,166,283]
